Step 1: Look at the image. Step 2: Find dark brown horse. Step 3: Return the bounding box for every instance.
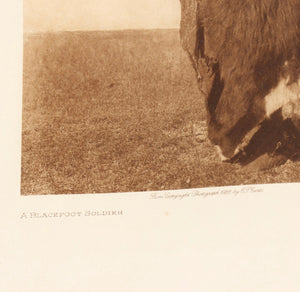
[180,0,300,169]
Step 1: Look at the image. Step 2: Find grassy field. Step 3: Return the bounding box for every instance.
[22,29,300,195]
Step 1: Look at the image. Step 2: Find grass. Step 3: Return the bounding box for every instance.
[21,29,300,195]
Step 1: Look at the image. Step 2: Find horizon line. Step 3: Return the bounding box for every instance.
[23,27,180,35]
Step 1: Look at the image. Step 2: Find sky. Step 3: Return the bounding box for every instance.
[24,0,181,32]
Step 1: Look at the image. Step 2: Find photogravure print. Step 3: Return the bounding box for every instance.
[22,0,300,195]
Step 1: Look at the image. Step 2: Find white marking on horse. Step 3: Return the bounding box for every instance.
[264,76,300,118]
[215,146,229,161]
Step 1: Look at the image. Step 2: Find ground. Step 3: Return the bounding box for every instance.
[21,29,300,195]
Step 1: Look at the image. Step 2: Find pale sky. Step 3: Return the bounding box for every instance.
[24,0,181,32]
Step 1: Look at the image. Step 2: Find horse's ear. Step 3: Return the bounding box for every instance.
[179,0,202,66]
[180,0,216,97]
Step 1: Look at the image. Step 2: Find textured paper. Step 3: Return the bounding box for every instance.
[1,1,300,291]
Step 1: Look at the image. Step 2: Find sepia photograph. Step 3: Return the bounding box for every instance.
[22,0,300,195]
[2,1,300,291]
